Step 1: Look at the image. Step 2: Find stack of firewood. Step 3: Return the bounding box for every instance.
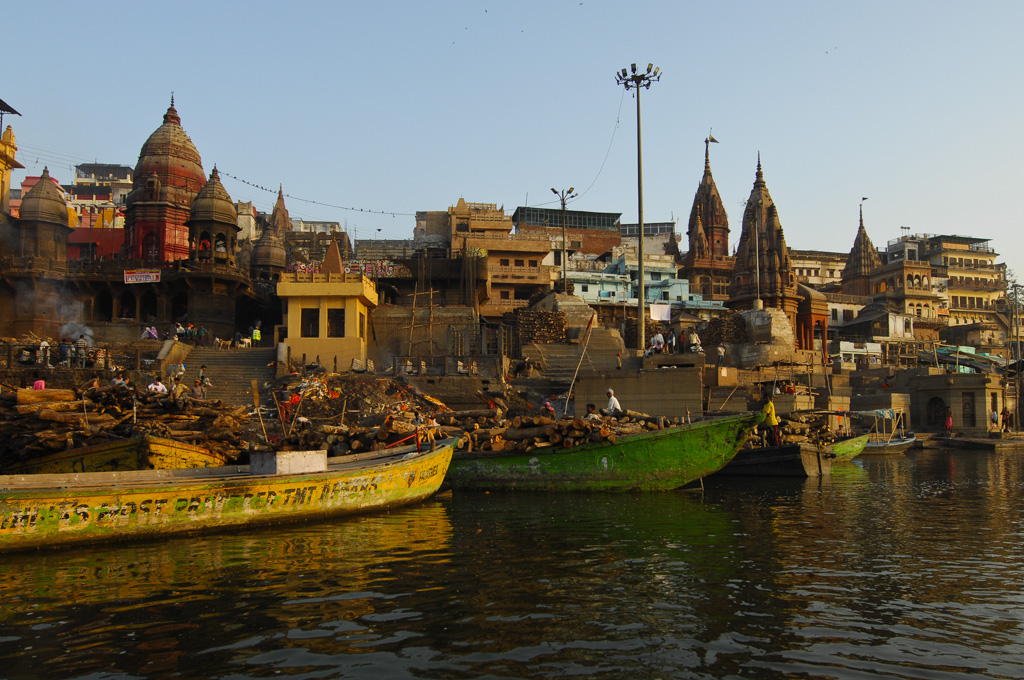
[515,310,567,345]
[455,411,670,453]
[623,318,661,350]
[705,312,747,346]
[0,384,252,467]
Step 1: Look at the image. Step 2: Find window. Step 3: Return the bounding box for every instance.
[499,258,509,267]
[651,272,661,281]
[359,312,365,339]
[581,284,589,292]
[500,290,510,299]
[529,260,538,267]
[327,308,345,337]
[831,309,838,320]
[514,259,525,267]
[662,291,669,300]
[843,309,854,321]
[300,308,320,337]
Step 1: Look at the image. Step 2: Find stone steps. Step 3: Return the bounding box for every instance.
[181,347,279,407]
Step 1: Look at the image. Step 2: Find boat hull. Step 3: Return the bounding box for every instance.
[0,440,454,553]
[445,412,763,492]
[832,434,870,462]
[861,435,916,455]
[3,435,230,475]
[716,442,833,477]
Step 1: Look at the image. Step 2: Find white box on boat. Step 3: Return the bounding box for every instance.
[250,450,327,475]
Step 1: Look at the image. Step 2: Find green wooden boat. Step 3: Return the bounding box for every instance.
[832,434,870,462]
[444,412,763,492]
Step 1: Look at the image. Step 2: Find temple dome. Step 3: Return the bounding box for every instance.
[251,230,286,270]
[129,100,206,205]
[19,167,69,227]
[189,167,237,225]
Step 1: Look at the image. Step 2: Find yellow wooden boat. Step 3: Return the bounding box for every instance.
[0,439,454,552]
[3,435,230,475]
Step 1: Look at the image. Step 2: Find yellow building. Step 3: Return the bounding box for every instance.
[277,241,378,369]
[0,125,25,215]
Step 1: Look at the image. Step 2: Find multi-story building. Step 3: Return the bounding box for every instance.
[569,254,723,327]
[791,249,846,289]
[513,205,622,283]
[885,233,1006,329]
[441,199,552,317]
[868,258,943,340]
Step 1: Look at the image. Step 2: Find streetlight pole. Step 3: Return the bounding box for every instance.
[551,187,576,292]
[616,62,660,353]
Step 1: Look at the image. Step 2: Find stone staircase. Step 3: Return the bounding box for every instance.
[523,328,627,383]
[180,347,279,407]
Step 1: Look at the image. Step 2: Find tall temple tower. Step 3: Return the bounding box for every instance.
[124,98,206,262]
[679,137,733,300]
[727,155,801,326]
[840,205,881,297]
[251,186,289,281]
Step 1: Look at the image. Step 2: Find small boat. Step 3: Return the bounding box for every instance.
[715,441,833,477]
[856,408,916,455]
[2,435,231,475]
[832,433,870,462]
[863,434,917,455]
[444,412,763,492]
[0,439,455,553]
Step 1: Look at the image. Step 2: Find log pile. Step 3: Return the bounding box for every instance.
[514,310,567,345]
[623,317,661,350]
[742,410,847,448]
[704,312,747,346]
[0,384,252,469]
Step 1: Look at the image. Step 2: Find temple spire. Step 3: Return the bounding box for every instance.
[704,130,718,175]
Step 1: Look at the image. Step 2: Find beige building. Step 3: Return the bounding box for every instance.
[791,249,847,289]
[277,242,378,368]
[440,199,551,317]
[886,234,1006,329]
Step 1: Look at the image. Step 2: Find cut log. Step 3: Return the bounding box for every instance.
[16,388,77,405]
[503,425,554,441]
[14,400,90,415]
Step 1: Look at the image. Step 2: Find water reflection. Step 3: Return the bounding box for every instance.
[0,449,1022,678]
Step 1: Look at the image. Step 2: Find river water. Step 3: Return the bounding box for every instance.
[2,447,1024,679]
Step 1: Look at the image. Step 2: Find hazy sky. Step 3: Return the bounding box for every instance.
[6,1,1022,276]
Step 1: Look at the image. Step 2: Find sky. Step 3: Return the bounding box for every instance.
[5,1,1023,276]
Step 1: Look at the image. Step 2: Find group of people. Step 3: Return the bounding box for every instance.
[992,407,1012,433]
[174,323,209,346]
[644,329,714,359]
[149,364,213,409]
[31,335,92,369]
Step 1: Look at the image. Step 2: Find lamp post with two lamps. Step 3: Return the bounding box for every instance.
[551,187,577,291]
[615,62,661,353]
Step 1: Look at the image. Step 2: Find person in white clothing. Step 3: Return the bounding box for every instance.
[603,388,623,416]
